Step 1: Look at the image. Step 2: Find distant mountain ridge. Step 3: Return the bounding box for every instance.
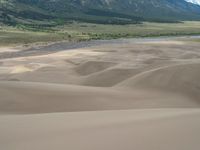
[1,0,200,25]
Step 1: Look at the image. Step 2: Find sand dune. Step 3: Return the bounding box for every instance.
[81,68,139,87]
[1,109,200,150]
[116,63,200,100]
[1,81,199,114]
[75,61,117,76]
[1,37,200,150]
[0,81,135,113]
[1,38,200,112]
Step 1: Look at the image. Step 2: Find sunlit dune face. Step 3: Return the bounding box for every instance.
[11,66,33,74]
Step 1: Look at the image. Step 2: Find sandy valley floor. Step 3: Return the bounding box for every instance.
[0,37,200,150]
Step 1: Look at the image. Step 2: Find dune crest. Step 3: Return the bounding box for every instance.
[75,61,117,76]
[116,63,200,100]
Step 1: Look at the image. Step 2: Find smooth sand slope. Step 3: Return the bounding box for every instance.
[0,81,198,114]
[116,63,200,100]
[0,37,200,150]
[1,109,200,150]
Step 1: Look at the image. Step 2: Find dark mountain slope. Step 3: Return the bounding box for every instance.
[1,0,200,25]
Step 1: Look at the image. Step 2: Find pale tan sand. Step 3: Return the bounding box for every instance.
[116,63,200,100]
[1,109,200,150]
[10,66,33,74]
[0,47,21,53]
[75,61,117,76]
[0,37,200,149]
[0,38,199,85]
[81,68,139,87]
[1,81,198,114]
